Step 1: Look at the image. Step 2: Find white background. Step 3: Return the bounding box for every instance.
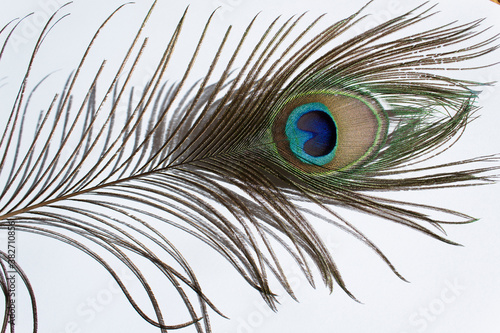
[1,0,500,332]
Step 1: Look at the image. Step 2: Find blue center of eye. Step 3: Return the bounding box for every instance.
[297,111,337,157]
[285,102,337,165]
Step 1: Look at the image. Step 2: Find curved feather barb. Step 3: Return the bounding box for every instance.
[0,1,498,332]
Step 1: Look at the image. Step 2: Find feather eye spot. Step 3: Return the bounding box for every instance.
[273,92,388,174]
[285,103,338,164]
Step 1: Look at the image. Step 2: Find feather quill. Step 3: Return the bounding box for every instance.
[0,0,499,332]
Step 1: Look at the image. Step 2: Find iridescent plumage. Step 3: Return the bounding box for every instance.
[0,1,499,332]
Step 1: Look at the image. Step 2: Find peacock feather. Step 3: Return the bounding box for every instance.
[1,0,499,332]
